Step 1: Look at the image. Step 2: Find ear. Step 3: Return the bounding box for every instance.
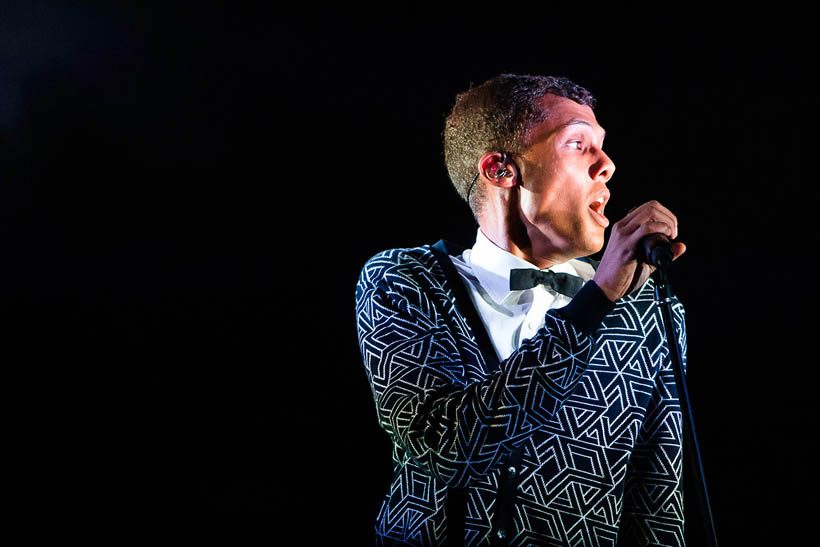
[478,152,517,189]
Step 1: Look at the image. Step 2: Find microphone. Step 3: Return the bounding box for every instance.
[640,233,673,269]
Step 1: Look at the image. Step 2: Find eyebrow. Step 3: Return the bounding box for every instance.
[560,119,606,138]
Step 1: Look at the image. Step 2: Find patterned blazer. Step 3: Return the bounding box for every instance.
[355,241,686,546]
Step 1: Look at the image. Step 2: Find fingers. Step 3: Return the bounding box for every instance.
[619,200,678,240]
[596,200,685,301]
[634,220,675,241]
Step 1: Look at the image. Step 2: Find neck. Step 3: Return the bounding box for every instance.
[478,215,572,270]
[477,186,578,270]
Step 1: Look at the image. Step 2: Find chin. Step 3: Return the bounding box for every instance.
[580,232,605,257]
[592,236,606,254]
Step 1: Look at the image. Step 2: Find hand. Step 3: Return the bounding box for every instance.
[593,200,686,301]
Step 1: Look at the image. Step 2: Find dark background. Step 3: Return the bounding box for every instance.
[3,2,814,544]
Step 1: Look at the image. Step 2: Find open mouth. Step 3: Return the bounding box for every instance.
[588,195,609,227]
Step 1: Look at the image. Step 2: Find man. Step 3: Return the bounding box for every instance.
[355,74,687,545]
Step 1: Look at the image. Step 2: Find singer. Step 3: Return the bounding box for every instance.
[355,74,687,545]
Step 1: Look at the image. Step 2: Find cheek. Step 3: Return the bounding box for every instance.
[517,190,541,221]
[522,186,575,222]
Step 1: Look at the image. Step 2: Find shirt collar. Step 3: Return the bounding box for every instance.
[467,229,593,305]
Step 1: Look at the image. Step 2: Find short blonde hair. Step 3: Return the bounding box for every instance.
[443,74,596,216]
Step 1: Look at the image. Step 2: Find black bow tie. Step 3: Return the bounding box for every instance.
[509,268,585,297]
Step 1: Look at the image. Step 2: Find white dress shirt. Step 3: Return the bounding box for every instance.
[450,229,596,362]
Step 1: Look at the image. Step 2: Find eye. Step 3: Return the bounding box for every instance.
[568,140,583,150]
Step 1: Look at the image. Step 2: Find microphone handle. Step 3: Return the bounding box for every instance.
[640,233,673,268]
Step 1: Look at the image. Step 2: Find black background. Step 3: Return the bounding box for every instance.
[3,2,814,544]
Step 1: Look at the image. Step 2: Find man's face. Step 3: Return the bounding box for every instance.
[516,94,615,259]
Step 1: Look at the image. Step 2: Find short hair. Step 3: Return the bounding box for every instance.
[443,74,596,216]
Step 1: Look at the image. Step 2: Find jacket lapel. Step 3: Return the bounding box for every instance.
[430,239,501,374]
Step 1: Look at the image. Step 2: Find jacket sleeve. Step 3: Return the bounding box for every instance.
[355,250,614,488]
[619,299,687,546]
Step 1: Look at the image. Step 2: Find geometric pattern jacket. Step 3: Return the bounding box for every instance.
[355,241,686,546]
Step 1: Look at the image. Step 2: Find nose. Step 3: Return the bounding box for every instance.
[590,149,615,183]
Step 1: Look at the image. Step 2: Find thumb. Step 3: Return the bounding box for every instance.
[671,241,686,261]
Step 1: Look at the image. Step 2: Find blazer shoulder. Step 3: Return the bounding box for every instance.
[357,244,441,292]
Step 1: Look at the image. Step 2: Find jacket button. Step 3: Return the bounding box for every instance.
[507,466,517,478]
[497,528,506,539]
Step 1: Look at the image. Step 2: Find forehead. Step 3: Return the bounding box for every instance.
[525,94,602,145]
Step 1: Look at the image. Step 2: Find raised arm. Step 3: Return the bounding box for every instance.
[355,249,613,487]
